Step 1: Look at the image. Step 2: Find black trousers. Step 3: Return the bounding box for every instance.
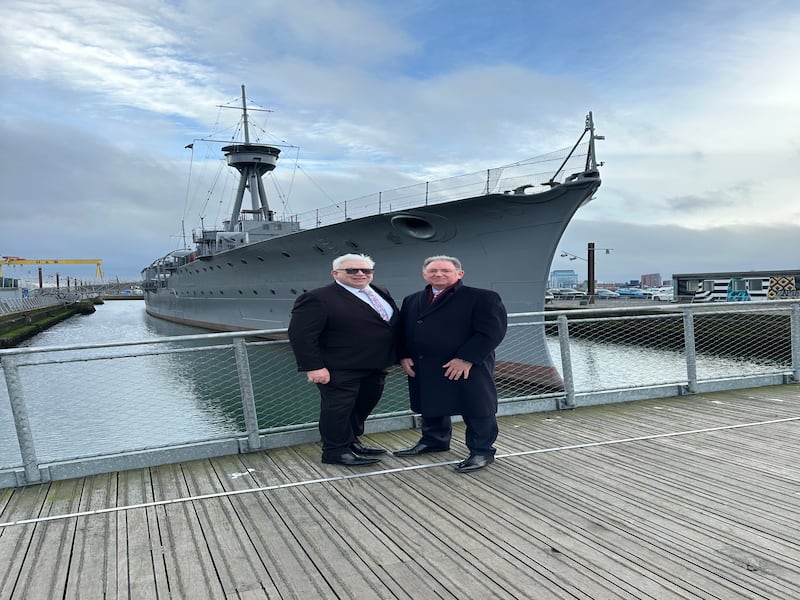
[317,369,387,457]
[419,414,498,456]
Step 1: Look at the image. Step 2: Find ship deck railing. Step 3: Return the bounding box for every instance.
[1,299,797,488]
[289,148,590,230]
[186,145,591,239]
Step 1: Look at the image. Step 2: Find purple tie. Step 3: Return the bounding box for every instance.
[362,288,390,321]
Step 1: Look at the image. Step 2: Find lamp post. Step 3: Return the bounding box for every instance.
[559,242,612,302]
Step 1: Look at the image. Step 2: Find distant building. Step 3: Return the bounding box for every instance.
[549,269,579,289]
[0,276,22,300]
[640,273,661,288]
[672,270,800,302]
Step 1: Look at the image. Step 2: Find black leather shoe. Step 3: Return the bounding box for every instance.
[454,454,494,472]
[322,451,381,467]
[393,442,450,457]
[351,442,386,455]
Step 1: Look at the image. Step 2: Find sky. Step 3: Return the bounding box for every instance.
[1,0,798,285]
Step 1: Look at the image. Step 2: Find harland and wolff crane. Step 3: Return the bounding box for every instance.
[0,256,104,285]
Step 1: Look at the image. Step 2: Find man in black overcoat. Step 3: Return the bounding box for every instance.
[288,253,399,467]
[393,255,508,472]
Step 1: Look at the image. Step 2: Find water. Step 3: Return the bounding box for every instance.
[1,301,242,466]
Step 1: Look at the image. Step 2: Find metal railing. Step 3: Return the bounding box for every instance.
[1,300,798,487]
[0,295,64,316]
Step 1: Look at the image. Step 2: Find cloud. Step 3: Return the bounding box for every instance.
[1,0,799,283]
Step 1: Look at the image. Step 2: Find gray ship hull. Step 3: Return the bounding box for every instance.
[144,179,598,331]
[144,176,599,391]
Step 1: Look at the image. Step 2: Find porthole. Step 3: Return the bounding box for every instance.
[388,212,456,242]
[281,251,291,258]
[240,259,247,264]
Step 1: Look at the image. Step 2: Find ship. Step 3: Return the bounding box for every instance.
[141,85,602,388]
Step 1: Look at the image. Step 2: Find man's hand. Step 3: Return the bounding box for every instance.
[306,367,330,384]
[400,358,416,377]
[442,358,472,380]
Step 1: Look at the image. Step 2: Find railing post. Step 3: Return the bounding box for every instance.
[791,302,800,383]
[232,338,262,451]
[683,310,698,393]
[557,315,576,408]
[2,356,42,484]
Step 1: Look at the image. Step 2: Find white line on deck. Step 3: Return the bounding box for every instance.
[1,415,797,528]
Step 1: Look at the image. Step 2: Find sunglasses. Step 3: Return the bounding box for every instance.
[341,268,374,275]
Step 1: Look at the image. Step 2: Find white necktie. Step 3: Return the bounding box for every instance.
[361,288,390,321]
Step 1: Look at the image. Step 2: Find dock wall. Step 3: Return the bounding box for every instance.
[0,301,96,348]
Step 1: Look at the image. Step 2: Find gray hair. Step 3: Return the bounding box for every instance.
[332,253,375,270]
[423,255,462,270]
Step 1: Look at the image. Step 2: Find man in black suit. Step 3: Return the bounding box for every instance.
[393,255,507,472]
[288,253,399,467]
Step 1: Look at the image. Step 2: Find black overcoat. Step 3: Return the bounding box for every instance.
[288,283,399,372]
[398,281,507,417]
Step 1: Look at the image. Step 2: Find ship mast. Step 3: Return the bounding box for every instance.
[547,111,603,185]
[584,111,604,173]
[222,85,282,230]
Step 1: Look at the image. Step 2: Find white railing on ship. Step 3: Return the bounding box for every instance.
[280,146,589,230]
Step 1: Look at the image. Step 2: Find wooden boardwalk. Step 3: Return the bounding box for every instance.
[1,384,799,599]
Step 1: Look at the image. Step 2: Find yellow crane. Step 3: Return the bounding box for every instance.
[0,257,104,279]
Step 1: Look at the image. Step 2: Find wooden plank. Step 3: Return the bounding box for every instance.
[12,478,81,598]
[178,456,278,597]
[116,466,166,600]
[63,473,117,598]
[232,452,351,598]
[364,466,629,599]
[149,461,226,598]
[0,483,50,598]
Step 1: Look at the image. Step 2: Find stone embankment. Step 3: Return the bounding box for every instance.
[0,300,97,348]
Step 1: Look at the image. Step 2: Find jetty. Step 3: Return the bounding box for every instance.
[1,385,798,598]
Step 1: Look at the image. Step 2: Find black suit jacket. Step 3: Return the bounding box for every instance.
[398,280,507,416]
[288,282,399,372]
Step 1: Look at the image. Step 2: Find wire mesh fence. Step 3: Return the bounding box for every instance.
[1,300,798,486]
